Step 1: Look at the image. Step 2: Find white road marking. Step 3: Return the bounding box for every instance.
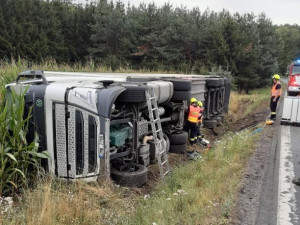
[277,125,298,225]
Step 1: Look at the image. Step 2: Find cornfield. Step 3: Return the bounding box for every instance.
[0,88,49,197]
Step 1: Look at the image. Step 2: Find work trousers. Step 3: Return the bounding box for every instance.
[186,121,198,145]
[270,96,280,119]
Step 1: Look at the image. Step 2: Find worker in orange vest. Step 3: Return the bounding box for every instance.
[187,98,201,145]
[270,74,282,120]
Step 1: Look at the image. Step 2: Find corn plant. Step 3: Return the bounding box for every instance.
[0,88,49,197]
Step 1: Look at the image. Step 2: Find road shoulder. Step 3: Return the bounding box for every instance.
[230,120,278,225]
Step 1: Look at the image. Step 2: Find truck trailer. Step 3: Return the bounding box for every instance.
[6,70,231,186]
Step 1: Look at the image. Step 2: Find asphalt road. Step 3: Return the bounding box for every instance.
[255,85,300,225]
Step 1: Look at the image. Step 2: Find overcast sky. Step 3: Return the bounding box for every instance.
[77,0,300,25]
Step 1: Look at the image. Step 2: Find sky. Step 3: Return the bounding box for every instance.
[77,0,300,25]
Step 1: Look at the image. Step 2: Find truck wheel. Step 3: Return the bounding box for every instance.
[206,79,220,87]
[168,79,192,91]
[203,119,217,129]
[171,90,191,101]
[116,85,150,103]
[169,143,187,154]
[169,131,188,145]
[111,164,148,187]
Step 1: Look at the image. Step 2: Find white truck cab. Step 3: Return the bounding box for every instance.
[6,70,189,186]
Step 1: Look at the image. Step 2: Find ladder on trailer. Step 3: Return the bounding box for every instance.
[145,88,170,178]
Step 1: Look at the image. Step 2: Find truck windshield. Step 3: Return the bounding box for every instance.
[292,65,300,74]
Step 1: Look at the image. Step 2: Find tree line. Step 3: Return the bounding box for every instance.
[0,0,300,91]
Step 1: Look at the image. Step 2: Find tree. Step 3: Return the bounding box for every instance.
[275,25,300,75]
[256,13,278,83]
[90,0,127,69]
[0,4,13,60]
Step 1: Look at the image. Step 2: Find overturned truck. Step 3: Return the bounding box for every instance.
[6,70,231,187]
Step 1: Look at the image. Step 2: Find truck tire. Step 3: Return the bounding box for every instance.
[203,119,217,129]
[167,79,192,91]
[111,164,148,187]
[171,90,191,101]
[169,143,187,154]
[116,85,150,103]
[169,131,188,145]
[206,78,220,87]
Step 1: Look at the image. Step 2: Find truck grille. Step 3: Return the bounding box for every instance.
[55,104,68,177]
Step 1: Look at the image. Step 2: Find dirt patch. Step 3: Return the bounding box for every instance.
[226,98,270,132]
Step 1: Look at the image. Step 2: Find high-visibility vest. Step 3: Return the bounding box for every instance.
[188,105,200,123]
[271,82,282,97]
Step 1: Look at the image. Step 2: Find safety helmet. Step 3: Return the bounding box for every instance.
[197,101,203,107]
[190,97,197,103]
[272,74,280,80]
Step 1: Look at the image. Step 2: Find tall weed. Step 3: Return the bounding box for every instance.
[0,89,49,197]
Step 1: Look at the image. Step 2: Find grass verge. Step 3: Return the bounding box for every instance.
[1,129,259,225]
[118,130,259,225]
[228,88,270,122]
[0,178,137,225]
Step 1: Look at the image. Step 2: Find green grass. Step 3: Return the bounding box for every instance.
[228,87,270,122]
[0,129,259,225]
[244,88,270,115]
[118,130,259,225]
